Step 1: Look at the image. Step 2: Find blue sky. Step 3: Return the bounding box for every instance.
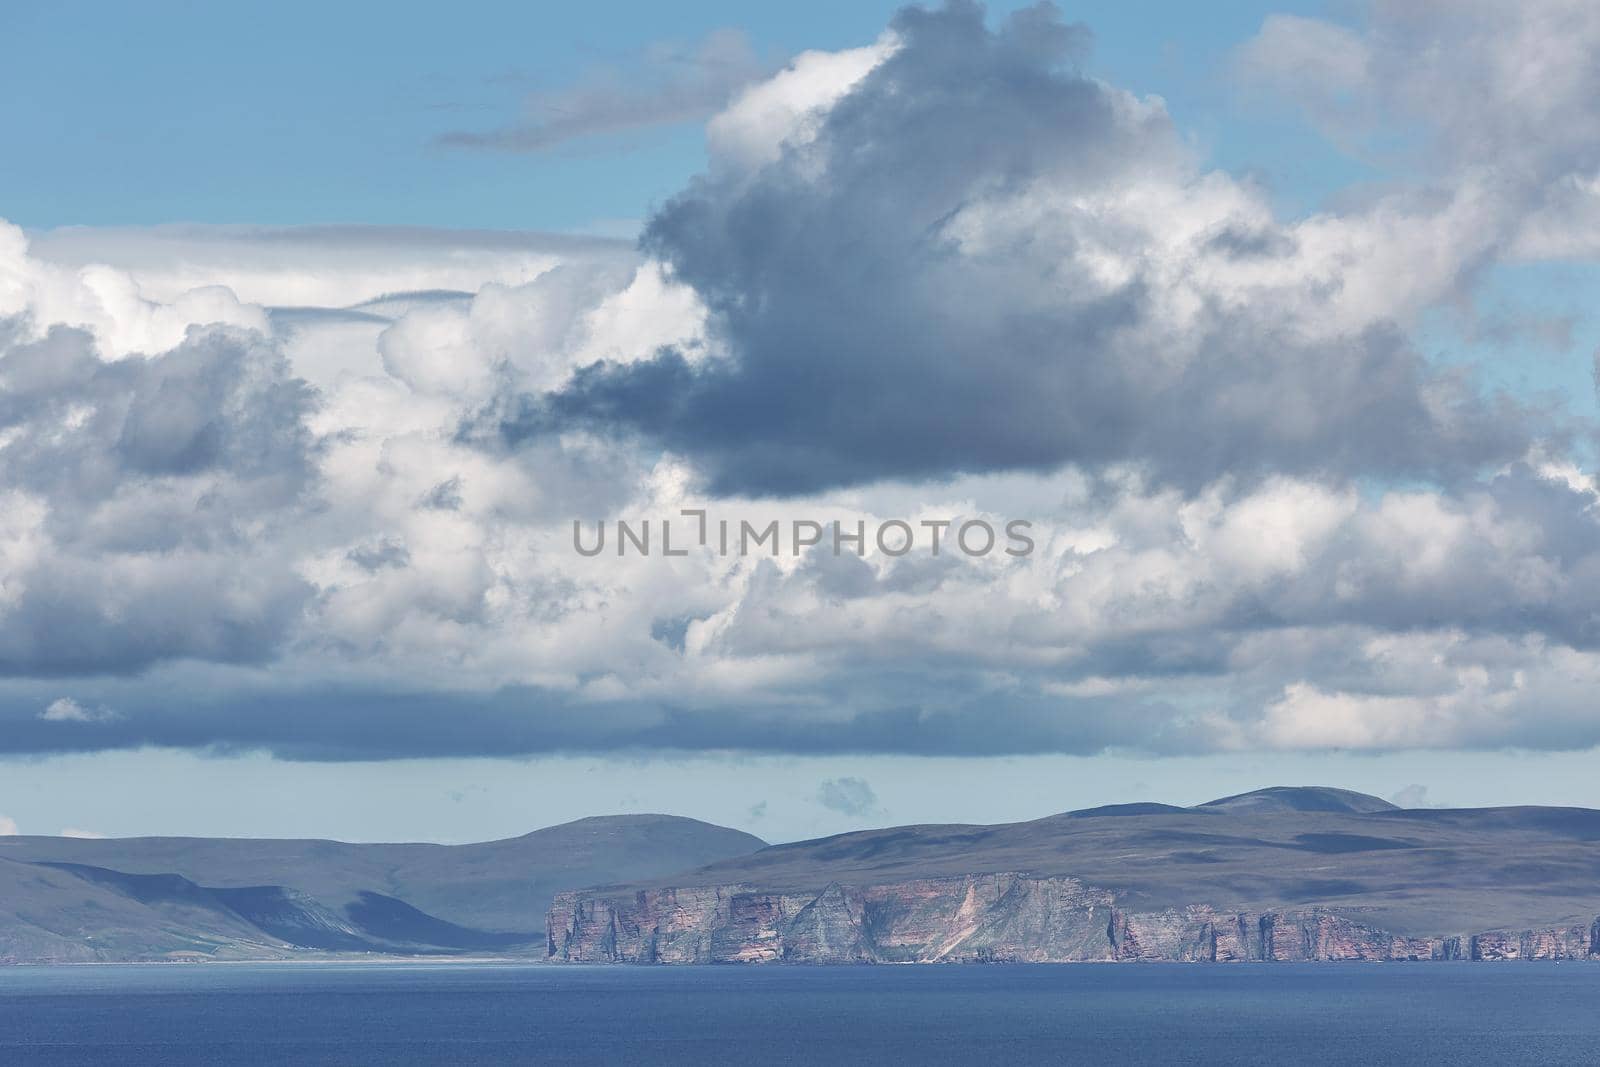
[4,1,1600,845]
[2,0,1344,229]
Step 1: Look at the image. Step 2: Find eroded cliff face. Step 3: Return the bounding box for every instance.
[546,874,1600,964]
[1468,924,1599,961]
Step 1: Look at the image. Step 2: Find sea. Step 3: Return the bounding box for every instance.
[2,961,1598,1065]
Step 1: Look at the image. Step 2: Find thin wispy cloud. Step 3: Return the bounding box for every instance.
[436,29,767,152]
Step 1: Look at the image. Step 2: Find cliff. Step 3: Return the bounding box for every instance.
[547,873,1600,964]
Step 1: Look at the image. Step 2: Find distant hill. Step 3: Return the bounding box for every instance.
[14,788,1600,967]
[547,787,1600,965]
[0,815,765,964]
[1194,786,1400,815]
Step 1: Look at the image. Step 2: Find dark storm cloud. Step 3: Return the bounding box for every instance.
[496,1,1531,496]
[0,675,1198,761]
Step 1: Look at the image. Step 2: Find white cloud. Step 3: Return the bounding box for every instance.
[1255,682,1455,750]
[0,220,266,358]
[707,37,895,173]
[0,815,17,836]
[1238,0,1600,266]
[26,224,623,310]
[59,827,106,839]
[40,698,116,723]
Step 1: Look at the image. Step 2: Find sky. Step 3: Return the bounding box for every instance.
[3,1,1600,844]
[0,0,1342,230]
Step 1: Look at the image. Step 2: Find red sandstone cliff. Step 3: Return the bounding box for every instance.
[547,873,1600,964]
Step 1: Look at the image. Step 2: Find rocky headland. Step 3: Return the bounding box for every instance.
[547,787,1600,964]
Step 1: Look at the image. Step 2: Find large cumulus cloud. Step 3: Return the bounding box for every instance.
[507,1,1536,495]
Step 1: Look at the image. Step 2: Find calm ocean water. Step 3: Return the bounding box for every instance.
[2,961,1599,1065]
